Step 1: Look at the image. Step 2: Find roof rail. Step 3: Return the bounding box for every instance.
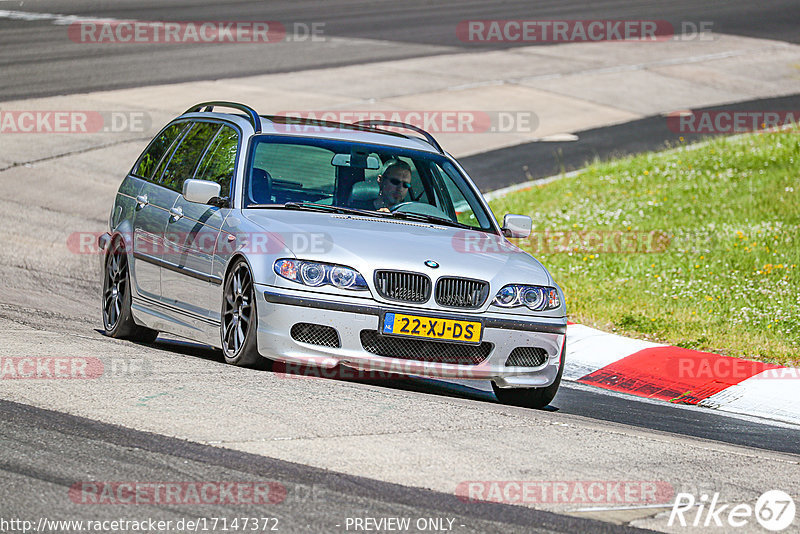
[353,120,443,154]
[183,101,262,133]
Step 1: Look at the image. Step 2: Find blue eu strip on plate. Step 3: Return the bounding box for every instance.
[383,313,395,333]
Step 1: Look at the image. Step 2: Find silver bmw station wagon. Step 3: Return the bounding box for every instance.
[99,102,567,408]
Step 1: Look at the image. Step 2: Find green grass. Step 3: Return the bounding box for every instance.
[489,132,800,366]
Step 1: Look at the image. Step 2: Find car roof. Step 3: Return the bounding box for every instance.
[178,110,444,155]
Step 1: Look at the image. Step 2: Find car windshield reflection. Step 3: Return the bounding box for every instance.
[243,136,495,231]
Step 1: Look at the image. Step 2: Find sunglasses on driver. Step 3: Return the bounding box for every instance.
[387,177,411,189]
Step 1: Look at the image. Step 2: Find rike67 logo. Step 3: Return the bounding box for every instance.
[669,490,795,531]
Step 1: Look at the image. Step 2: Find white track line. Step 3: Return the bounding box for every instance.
[0,9,122,25]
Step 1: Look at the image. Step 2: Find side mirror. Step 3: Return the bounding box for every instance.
[183,179,222,205]
[501,214,532,238]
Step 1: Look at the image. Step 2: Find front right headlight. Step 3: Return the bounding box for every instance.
[274,259,368,290]
[491,284,560,311]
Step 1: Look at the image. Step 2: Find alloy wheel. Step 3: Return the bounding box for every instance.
[222,262,253,356]
[103,246,127,331]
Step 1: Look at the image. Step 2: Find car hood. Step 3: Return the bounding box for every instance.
[239,210,552,287]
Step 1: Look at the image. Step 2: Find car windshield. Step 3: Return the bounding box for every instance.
[243,135,496,232]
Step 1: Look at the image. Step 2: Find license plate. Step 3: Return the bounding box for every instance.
[382,312,482,344]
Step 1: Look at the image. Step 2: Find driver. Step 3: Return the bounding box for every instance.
[373,159,412,211]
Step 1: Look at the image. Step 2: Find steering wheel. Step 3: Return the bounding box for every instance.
[390,201,453,220]
[389,201,416,212]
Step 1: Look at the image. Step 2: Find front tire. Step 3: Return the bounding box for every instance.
[492,339,566,409]
[102,240,158,342]
[221,259,269,369]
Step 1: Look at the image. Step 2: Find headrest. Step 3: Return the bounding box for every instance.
[252,168,271,181]
[250,168,272,204]
[349,181,379,202]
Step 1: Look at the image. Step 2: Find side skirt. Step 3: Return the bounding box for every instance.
[131,294,221,348]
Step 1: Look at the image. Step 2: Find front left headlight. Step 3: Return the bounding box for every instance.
[492,284,561,311]
[274,259,368,290]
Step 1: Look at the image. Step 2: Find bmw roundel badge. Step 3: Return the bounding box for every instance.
[424,260,439,268]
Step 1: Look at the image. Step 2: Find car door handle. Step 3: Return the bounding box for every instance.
[136,194,148,209]
[169,206,183,221]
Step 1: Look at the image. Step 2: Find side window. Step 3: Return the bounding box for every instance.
[195,125,239,198]
[442,174,474,225]
[160,122,220,192]
[132,122,187,180]
[432,161,491,228]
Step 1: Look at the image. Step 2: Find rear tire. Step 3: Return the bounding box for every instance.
[102,239,159,342]
[492,339,565,409]
[221,259,270,369]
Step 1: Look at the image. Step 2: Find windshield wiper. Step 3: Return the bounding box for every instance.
[251,202,475,230]
[280,202,378,217]
[386,210,473,230]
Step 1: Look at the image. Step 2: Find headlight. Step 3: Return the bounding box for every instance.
[274,259,368,291]
[521,286,545,309]
[330,266,357,289]
[300,262,326,286]
[492,284,561,311]
[494,285,517,307]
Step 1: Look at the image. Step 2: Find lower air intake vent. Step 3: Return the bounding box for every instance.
[360,330,492,365]
[291,323,341,348]
[505,347,548,367]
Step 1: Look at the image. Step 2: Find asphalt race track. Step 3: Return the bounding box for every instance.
[1,0,799,101]
[0,399,645,534]
[1,1,799,533]
[4,0,800,190]
[462,93,800,191]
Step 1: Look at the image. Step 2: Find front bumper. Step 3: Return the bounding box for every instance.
[256,286,566,388]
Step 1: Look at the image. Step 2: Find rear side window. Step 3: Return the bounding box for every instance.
[195,125,239,197]
[160,122,220,192]
[132,122,186,180]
